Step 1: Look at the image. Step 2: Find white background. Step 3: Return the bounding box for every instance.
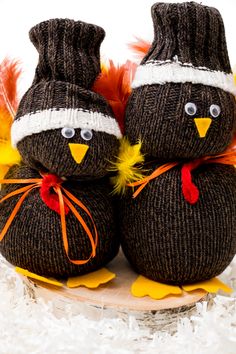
[0,0,235,94]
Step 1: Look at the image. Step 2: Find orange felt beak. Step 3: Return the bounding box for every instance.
[194,118,212,138]
[69,143,89,164]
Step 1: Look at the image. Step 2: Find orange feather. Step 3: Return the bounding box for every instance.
[93,60,137,133]
[226,133,236,152]
[0,58,21,178]
[0,58,21,120]
[128,37,151,60]
[0,108,12,141]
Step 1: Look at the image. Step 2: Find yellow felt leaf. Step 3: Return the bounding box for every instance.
[182,277,233,294]
[15,267,63,287]
[67,268,116,288]
[131,275,182,300]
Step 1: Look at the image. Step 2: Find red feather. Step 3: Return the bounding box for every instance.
[0,58,21,119]
[93,60,137,133]
[128,37,151,60]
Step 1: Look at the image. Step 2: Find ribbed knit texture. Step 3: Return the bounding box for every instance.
[120,163,236,284]
[16,83,116,120]
[143,2,231,73]
[120,2,236,284]
[125,83,236,161]
[14,19,120,178]
[18,128,119,179]
[30,19,105,88]
[0,166,119,277]
[0,19,120,276]
[16,19,109,120]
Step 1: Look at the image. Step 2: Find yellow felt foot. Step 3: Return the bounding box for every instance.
[15,267,63,287]
[66,268,116,289]
[182,277,233,294]
[131,275,182,300]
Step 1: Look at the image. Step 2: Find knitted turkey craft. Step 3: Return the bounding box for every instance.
[0,19,122,284]
[119,2,236,299]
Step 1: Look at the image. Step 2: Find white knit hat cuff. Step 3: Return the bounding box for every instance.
[132,60,236,95]
[11,108,122,147]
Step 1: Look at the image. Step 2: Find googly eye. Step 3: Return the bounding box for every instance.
[185,102,197,116]
[80,129,93,141]
[61,127,75,139]
[210,104,221,118]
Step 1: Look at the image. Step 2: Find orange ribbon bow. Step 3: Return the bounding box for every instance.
[128,150,236,204]
[0,174,98,265]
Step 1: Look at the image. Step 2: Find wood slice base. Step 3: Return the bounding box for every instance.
[22,252,210,333]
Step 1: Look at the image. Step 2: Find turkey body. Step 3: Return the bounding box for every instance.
[119,163,236,285]
[0,165,119,277]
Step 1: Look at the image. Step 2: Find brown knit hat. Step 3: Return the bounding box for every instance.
[134,1,235,87]
[11,19,122,178]
[126,2,236,160]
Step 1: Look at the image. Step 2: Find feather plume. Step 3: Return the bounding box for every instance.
[0,58,21,118]
[0,142,21,165]
[93,60,137,133]
[0,58,21,178]
[109,138,145,195]
[128,37,151,60]
[0,108,12,141]
[226,134,236,152]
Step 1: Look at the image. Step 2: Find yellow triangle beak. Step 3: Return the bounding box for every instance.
[69,143,89,164]
[194,118,212,138]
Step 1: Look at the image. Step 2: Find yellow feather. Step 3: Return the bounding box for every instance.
[233,67,236,85]
[0,142,21,165]
[0,165,10,180]
[100,61,108,73]
[0,142,21,179]
[109,137,145,195]
[0,109,12,141]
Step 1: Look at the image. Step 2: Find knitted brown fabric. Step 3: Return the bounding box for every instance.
[30,19,104,88]
[143,2,231,73]
[125,83,236,160]
[0,165,119,277]
[119,163,236,284]
[18,128,119,179]
[120,2,236,284]
[16,84,113,120]
[0,19,121,276]
[126,1,236,160]
[13,19,121,178]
